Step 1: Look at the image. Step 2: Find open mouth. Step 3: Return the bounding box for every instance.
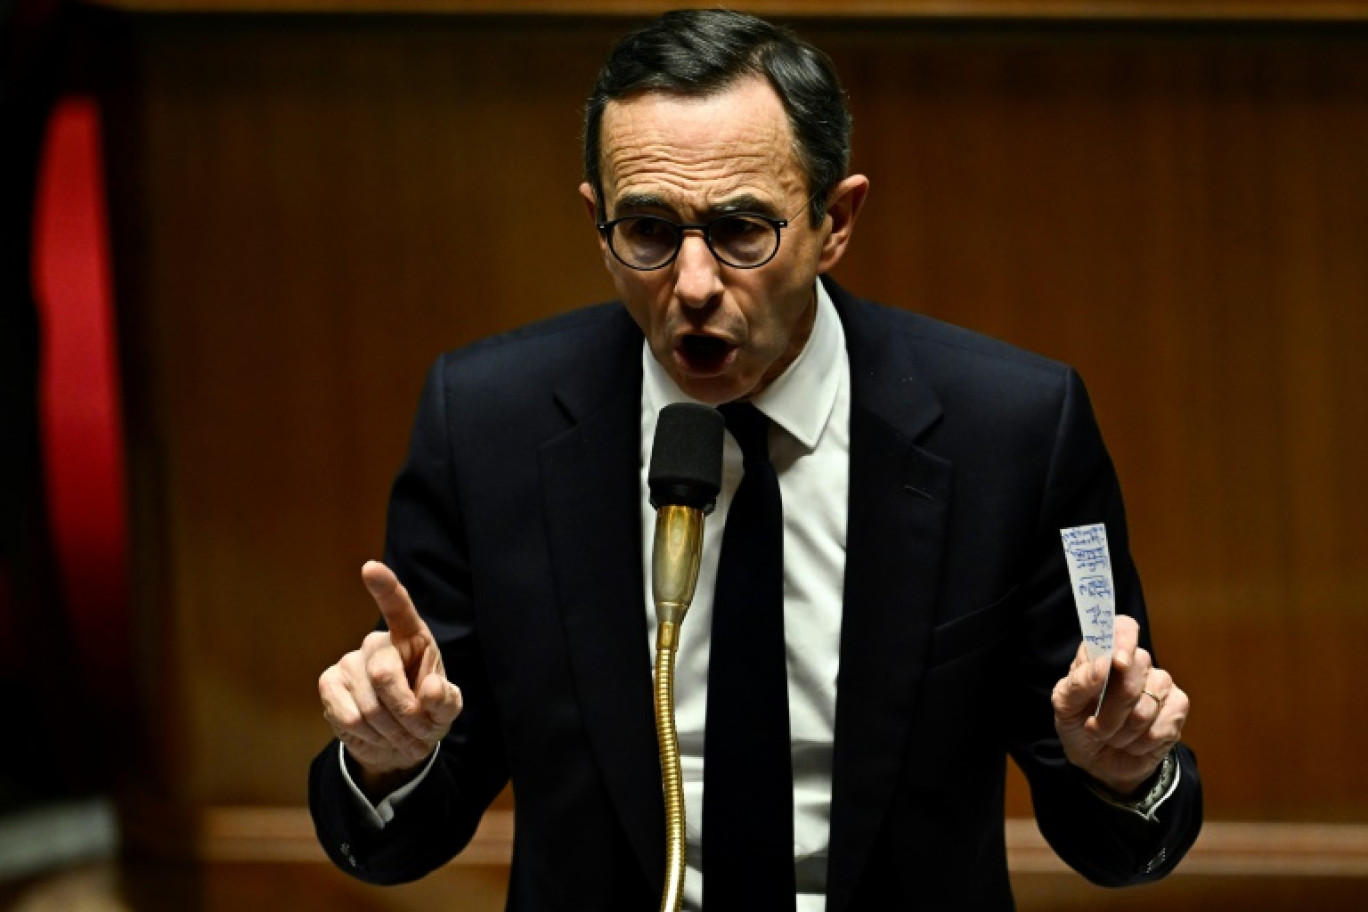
[676,334,735,375]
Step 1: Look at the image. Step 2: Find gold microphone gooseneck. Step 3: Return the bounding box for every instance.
[647,403,724,912]
[653,503,704,912]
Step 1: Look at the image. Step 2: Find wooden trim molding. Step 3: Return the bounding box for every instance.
[76,0,1368,22]
[181,807,1368,877]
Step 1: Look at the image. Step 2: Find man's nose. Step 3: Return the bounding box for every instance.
[673,231,723,308]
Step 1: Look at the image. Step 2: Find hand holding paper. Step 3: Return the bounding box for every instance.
[1052,525,1189,797]
[1051,614,1189,798]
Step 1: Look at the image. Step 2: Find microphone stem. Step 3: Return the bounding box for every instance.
[651,504,705,912]
[655,627,686,912]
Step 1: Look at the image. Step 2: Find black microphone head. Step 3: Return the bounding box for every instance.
[649,402,724,511]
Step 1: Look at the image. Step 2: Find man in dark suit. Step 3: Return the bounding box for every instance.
[311,10,1202,910]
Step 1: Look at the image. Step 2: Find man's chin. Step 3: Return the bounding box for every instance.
[669,371,752,407]
[667,349,751,405]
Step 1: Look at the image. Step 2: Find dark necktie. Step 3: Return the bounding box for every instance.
[702,401,796,912]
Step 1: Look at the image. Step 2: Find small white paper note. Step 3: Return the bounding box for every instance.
[1061,523,1115,715]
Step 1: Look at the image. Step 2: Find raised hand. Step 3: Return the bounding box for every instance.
[1051,614,1189,797]
[319,561,463,797]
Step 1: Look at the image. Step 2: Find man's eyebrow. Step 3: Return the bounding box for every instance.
[611,192,782,220]
[707,194,780,217]
[612,193,672,216]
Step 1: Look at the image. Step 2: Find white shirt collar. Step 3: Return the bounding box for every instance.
[642,280,845,452]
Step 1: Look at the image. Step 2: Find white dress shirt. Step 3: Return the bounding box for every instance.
[640,280,850,912]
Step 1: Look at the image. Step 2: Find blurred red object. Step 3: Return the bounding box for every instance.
[31,94,131,697]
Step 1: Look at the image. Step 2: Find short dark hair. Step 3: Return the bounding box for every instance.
[583,9,851,227]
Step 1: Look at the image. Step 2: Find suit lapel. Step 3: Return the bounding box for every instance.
[825,286,953,912]
[539,324,665,891]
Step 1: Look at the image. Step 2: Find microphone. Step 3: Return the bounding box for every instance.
[648,402,723,912]
[649,403,724,639]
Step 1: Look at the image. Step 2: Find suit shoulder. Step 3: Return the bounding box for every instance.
[404,302,642,437]
[842,294,1073,389]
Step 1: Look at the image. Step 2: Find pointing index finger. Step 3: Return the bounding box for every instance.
[361,560,427,642]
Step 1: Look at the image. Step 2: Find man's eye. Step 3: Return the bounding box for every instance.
[712,217,766,240]
[625,218,669,239]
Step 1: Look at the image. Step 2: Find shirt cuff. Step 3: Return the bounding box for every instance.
[1085,749,1181,822]
[336,741,442,829]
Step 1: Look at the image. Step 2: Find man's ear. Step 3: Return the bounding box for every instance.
[817,174,870,274]
[580,181,612,264]
[579,182,600,221]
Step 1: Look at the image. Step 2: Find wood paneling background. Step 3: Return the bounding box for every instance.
[78,0,1368,21]
[824,23,1368,823]
[86,6,1368,904]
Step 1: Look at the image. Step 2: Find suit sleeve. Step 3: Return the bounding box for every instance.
[309,356,510,884]
[1007,367,1203,886]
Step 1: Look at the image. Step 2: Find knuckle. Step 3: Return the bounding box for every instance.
[368,665,397,691]
[361,631,392,653]
[358,698,388,726]
[338,650,368,677]
[332,703,364,731]
[366,651,402,686]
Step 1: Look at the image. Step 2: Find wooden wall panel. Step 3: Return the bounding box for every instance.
[819,25,1368,821]
[96,9,1367,856]
[77,0,1368,22]
[104,17,621,808]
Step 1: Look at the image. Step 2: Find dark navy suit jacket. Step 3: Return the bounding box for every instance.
[310,278,1202,911]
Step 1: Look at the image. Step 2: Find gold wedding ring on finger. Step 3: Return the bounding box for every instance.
[1140,689,1165,709]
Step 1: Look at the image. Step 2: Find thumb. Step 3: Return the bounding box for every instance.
[1053,652,1107,723]
[361,560,428,643]
[418,672,463,727]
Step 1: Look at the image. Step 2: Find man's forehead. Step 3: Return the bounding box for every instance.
[597,78,805,210]
[600,77,789,146]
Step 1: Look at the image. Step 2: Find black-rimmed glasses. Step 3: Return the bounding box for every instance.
[596,210,792,271]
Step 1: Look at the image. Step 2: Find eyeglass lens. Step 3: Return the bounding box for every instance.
[610,215,780,269]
